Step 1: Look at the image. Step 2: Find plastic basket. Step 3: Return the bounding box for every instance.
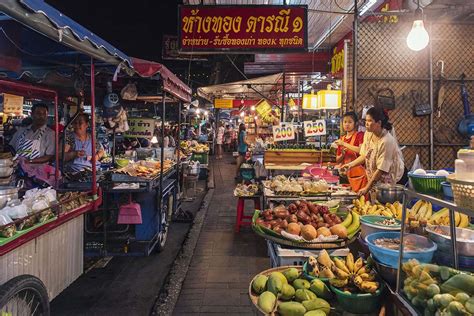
[447,174,474,210]
[191,152,208,164]
[408,170,449,194]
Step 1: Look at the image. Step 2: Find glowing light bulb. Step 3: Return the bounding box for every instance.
[151,136,158,144]
[251,105,256,111]
[240,112,245,117]
[254,116,258,120]
[204,110,208,116]
[196,108,201,114]
[407,20,429,51]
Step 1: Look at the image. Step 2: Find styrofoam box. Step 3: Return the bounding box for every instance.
[267,240,350,268]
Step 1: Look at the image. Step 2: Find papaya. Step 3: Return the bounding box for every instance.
[447,301,469,316]
[268,274,283,295]
[280,284,296,301]
[302,298,331,314]
[252,275,268,294]
[309,279,332,300]
[257,291,276,313]
[293,278,310,290]
[295,289,317,302]
[441,274,474,296]
[304,311,326,316]
[278,301,307,316]
[283,268,300,283]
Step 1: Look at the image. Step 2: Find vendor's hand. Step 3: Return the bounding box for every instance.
[334,139,345,147]
[358,186,370,196]
[339,163,350,173]
[75,150,85,158]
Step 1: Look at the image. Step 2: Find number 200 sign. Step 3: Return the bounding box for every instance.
[304,120,326,137]
[272,124,295,142]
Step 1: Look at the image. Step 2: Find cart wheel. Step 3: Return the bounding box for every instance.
[156,203,169,253]
[0,275,50,316]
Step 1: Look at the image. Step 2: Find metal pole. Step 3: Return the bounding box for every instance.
[343,39,349,112]
[159,92,166,200]
[352,0,359,109]
[54,93,59,183]
[448,208,459,269]
[90,58,97,197]
[281,72,286,122]
[429,23,434,169]
[396,192,408,294]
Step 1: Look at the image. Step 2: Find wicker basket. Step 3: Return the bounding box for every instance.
[408,170,448,194]
[447,174,474,210]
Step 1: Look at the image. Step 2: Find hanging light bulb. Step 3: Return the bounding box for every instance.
[406,1,429,51]
[204,110,209,116]
[196,108,201,114]
[251,105,256,111]
[240,111,245,117]
[254,115,258,120]
[151,136,158,144]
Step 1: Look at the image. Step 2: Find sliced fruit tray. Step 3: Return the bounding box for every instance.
[252,211,359,249]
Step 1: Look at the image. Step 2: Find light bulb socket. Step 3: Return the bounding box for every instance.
[414,7,423,20]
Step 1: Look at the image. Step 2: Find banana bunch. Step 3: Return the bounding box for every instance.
[352,196,402,219]
[329,253,380,294]
[408,200,433,221]
[340,211,361,238]
[428,208,470,228]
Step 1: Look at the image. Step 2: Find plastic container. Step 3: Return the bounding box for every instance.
[330,283,384,314]
[191,152,209,164]
[365,232,437,268]
[455,149,474,181]
[441,181,453,199]
[408,170,450,194]
[360,215,401,240]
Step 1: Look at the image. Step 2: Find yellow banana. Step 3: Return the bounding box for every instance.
[359,195,365,205]
[353,275,363,286]
[333,257,350,274]
[329,278,348,288]
[428,208,449,224]
[411,200,424,217]
[459,214,469,228]
[359,281,379,293]
[455,212,461,226]
[423,202,432,220]
[346,253,354,273]
[335,267,350,279]
[353,258,364,274]
[381,210,393,217]
[415,202,427,220]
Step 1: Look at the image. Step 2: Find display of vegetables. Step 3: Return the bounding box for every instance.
[262,176,329,195]
[234,183,259,197]
[352,196,403,219]
[251,267,332,316]
[180,140,209,153]
[402,259,474,315]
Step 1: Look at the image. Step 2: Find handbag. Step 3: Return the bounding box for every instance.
[344,133,368,192]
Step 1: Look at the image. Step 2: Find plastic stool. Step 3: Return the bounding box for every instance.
[235,196,261,232]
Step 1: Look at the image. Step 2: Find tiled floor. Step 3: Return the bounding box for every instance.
[173,154,269,315]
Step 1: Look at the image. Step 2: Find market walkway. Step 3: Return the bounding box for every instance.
[173,154,269,315]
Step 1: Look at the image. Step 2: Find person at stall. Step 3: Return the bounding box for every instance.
[187,126,197,140]
[341,107,404,196]
[216,122,225,159]
[163,128,176,148]
[224,125,232,152]
[334,112,367,192]
[236,123,249,178]
[9,103,55,164]
[64,113,105,172]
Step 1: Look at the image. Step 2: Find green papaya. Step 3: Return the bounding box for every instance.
[304,311,326,316]
[295,289,317,302]
[441,274,474,296]
[280,284,296,301]
[252,275,268,294]
[447,301,469,316]
[293,279,310,290]
[257,291,276,313]
[267,274,283,295]
[277,301,307,316]
[283,268,300,283]
[270,272,289,285]
[302,298,331,314]
[309,279,332,300]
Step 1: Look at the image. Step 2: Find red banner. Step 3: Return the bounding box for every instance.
[179,5,308,52]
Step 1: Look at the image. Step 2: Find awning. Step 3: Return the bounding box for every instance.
[0,0,134,72]
[131,58,192,103]
[198,73,283,103]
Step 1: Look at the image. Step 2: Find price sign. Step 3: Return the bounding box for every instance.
[272,123,295,142]
[3,93,24,115]
[304,120,326,137]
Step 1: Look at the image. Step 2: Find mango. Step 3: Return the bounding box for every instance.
[304,311,326,316]
[465,297,474,314]
[278,301,307,316]
[257,291,276,313]
[454,292,469,304]
[309,279,332,300]
[295,289,317,302]
[270,271,288,285]
[252,275,268,294]
[302,298,331,314]
[447,301,469,316]
[280,284,296,301]
[283,268,300,283]
[268,274,283,295]
[293,278,310,290]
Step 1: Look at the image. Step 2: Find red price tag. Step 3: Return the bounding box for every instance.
[304,120,326,137]
[272,124,295,142]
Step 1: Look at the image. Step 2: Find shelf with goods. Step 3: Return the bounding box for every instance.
[394,188,474,316]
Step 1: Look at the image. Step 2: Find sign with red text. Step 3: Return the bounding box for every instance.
[179,5,307,52]
[272,123,295,141]
[304,120,326,137]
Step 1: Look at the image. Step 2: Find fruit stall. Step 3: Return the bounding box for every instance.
[243,153,474,315]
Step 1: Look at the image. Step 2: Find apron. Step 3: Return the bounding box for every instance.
[17,128,45,159]
[343,133,368,193]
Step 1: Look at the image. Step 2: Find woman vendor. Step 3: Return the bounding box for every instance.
[235,123,249,179]
[341,107,404,196]
[9,103,55,164]
[64,113,105,172]
[335,112,366,192]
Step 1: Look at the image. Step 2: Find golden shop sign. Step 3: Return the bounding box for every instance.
[179,5,308,52]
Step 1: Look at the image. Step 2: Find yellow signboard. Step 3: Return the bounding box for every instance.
[124,118,155,139]
[255,99,272,117]
[3,93,24,115]
[214,99,233,109]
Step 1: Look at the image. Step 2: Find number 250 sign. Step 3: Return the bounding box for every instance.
[272,124,295,142]
[304,120,326,137]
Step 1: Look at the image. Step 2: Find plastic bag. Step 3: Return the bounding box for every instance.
[0,212,12,225]
[411,154,423,172]
[4,203,28,219]
[120,82,138,101]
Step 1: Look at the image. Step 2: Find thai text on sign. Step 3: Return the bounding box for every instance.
[3,93,24,115]
[272,123,295,141]
[124,118,155,140]
[179,5,307,52]
[304,120,326,137]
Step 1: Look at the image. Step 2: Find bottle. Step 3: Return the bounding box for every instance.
[124,238,130,254]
